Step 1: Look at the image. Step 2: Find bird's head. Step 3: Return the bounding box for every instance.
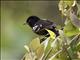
[26,16,40,27]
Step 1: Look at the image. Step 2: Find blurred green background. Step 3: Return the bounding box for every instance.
[1,1,64,60]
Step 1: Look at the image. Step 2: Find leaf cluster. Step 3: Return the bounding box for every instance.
[22,0,80,60]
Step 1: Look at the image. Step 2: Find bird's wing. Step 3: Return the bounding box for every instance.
[32,19,57,32]
[44,20,57,30]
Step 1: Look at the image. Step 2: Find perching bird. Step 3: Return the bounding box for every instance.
[26,16,59,37]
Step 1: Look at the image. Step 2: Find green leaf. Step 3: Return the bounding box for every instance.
[76,42,80,51]
[43,37,60,60]
[67,47,74,59]
[64,20,79,37]
[43,38,56,59]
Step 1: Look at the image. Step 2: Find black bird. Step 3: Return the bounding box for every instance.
[26,16,59,37]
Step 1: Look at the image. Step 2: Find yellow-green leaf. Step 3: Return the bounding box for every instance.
[79,28,80,31]
[29,38,41,51]
[46,29,56,39]
[35,45,44,59]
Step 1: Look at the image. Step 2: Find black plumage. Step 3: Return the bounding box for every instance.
[26,16,59,37]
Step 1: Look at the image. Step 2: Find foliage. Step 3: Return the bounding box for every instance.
[22,0,80,60]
